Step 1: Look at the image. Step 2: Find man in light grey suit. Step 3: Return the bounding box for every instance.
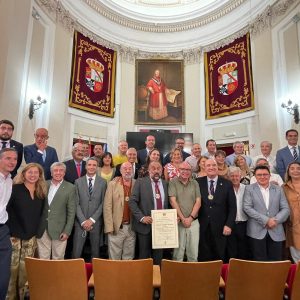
[37,162,76,259]
[72,157,107,258]
[129,161,168,265]
[276,129,300,179]
[243,165,290,261]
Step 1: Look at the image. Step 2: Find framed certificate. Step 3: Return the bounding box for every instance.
[151,209,179,249]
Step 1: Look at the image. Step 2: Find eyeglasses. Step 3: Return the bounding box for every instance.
[255,174,270,177]
[179,168,191,172]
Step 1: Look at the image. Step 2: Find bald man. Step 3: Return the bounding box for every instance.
[24,128,58,180]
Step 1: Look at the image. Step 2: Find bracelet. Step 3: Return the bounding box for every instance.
[189,215,196,220]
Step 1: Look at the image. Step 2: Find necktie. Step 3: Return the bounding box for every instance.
[42,151,46,163]
[154,181,162,210]
[76,163,81,177]
[209,180,215,196]
[293,147,298,161]
[88,178,93,195]
[1,141,7,149]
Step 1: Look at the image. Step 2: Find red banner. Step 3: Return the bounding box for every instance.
[69,31,116,117]
[205,33,254,119]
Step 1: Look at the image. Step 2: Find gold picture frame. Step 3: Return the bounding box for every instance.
[135,59,185,125]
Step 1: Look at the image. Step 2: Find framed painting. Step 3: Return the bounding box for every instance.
[135,59,184,125]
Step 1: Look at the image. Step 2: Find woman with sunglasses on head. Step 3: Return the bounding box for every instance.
[6,163,47,300]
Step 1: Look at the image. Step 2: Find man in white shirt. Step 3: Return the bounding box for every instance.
[252,141,277,173]
[250,158,283,186]
[243,165,290,261]
[225,141,252,166]
[227,166,249,260]
[0,148,17,299]
[185,143,202,173]
[203,139,217,159]
[37,162,76,259]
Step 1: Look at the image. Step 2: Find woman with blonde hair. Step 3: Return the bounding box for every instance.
[164,147,182,181]
[234,155,252,185]
[283,161,300,263]
[6,163,47,300]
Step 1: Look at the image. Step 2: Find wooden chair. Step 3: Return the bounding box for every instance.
[25,258,88,300]
[92,258,153,300]
[291,262,300,300]
[160,259,223,300]
[225,259,291,300]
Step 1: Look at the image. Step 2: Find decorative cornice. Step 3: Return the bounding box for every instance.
[35,0,299,64]
[84,0,246,33]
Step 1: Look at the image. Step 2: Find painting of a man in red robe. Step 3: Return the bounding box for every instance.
[146,69,168,120]
[135,60,184,125]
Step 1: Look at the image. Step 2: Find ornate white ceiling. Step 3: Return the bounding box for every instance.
[38,0,298,55]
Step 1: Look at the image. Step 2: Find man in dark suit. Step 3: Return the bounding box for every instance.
[163,137,190,165]
[244,165,290,261]
[0,120,23,177]
[37,162,76,259]
[64,143,87,184]
[72,157,107,258]
[276,129,300,179]
[114,147,141,179]
[24,128,58,180]
[196,158,236,261]
[129,161,168,265]
[137,135,163,165]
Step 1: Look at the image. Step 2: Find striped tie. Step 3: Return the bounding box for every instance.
[88,178,93,195]
[293,147,298,161]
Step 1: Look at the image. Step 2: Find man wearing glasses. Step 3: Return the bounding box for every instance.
[169,162,201,261]
[24,128,58,180]
[243,165,290,261]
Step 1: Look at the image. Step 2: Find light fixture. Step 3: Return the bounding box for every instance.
[281,99,299,124]
[29,96,47,120]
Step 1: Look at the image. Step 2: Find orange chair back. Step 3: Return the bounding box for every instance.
[92,258,153,300]
[25,258,88,300]
[225,259,291,300]
[160,259,222,300]
[291,262,300,300]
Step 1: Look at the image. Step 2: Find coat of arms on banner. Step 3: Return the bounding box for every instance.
[69,31,116,117]
[204,33,254,119]
[218,62,238,96]
[85,58,104,93]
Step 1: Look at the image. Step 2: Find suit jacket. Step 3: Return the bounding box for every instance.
[137,149,163,166]
[276,146,300,179]
[64,159,86,184]
[37,180,76,240]
[114,163,141,179]
[103,178,136,234]
[74,175,107,227]
[9,139,23,178]
[24,143,58,180]
[129,177,168,235]
[243,183,290,241]
[196,176,237,234]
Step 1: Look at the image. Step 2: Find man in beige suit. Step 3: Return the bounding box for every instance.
[103,162,136,260]
[37,162,76,259]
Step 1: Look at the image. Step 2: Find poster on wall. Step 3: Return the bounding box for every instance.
[135,59,184,125]
[204,33,254,119]
[69,31,116,117]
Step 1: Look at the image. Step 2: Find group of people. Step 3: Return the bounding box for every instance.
[1,117,300,299]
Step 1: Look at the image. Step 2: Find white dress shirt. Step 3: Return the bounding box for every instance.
[0,172,13,223]
[258,184,270,209]
[234,183,248,221]
[48,180,63,205]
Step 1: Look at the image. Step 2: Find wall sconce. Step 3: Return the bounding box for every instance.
[29,96,47,119]
[281,99,299,124]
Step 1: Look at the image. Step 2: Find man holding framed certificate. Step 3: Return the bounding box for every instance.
[129,161,168,265]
